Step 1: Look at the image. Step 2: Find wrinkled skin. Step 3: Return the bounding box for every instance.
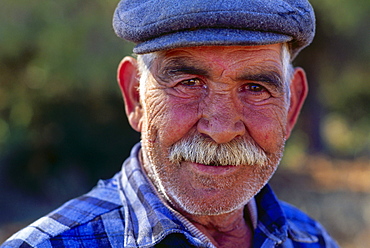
[118,44,308,247]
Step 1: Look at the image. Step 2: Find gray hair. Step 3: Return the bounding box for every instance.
[281,43,294,101]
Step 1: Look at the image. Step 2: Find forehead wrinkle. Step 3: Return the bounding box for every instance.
[226,44,281,62]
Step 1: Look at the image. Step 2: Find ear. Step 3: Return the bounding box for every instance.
[117,56,143,132]
[285,67,308,139]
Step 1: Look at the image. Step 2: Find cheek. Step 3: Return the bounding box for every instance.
[143,91,200,146]
[244,104,288,152]
[141,90,166,138]
[163,99,200,142]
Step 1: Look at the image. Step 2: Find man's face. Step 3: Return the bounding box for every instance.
[136,44,292,215]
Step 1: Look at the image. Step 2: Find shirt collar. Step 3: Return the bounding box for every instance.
[254,184,319,245]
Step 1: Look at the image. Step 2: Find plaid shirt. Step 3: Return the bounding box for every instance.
[1,143,338,247]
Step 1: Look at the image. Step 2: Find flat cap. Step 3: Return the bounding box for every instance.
[113,0,315,59]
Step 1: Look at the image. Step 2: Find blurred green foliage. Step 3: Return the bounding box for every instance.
[0,0,369,231]
[0,0,139,223]
[287,0,370,159]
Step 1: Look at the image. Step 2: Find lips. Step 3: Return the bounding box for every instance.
[185,161,239,175]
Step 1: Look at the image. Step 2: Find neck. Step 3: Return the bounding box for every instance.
[180,207,253,248]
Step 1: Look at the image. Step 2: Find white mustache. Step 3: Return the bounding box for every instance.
[168,134,268,166]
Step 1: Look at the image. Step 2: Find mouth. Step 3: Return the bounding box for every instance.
[207,162,224,166]
[185,161,239,175]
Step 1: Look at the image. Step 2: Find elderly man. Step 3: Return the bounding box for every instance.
[1,0,339,247]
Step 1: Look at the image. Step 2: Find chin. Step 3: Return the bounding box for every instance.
[176,196,251,216]
[163,175,270,216]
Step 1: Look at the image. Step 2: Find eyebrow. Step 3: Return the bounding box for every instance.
[160,58,209,78]
[237,71,284,90]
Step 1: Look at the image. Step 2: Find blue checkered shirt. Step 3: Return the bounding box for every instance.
[1,143,338,247]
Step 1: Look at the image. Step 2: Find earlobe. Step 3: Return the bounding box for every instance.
[117,56,143,132]
[285,67,308,139]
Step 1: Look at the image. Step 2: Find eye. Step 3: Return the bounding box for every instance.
[238,83,271,101]
[244,83,266,92]
[177,78,205,88]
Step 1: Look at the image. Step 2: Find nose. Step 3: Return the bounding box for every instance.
[197,94,246,144]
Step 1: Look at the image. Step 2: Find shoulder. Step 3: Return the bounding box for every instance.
[1,176,124,248]
[279,201,339,247]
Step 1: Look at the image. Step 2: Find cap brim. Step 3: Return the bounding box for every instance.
[133,28,292,54]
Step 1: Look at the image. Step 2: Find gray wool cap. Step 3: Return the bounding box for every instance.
[113,0,315,59]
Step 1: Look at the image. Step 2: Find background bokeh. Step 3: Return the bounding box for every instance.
[0,0,369,247]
